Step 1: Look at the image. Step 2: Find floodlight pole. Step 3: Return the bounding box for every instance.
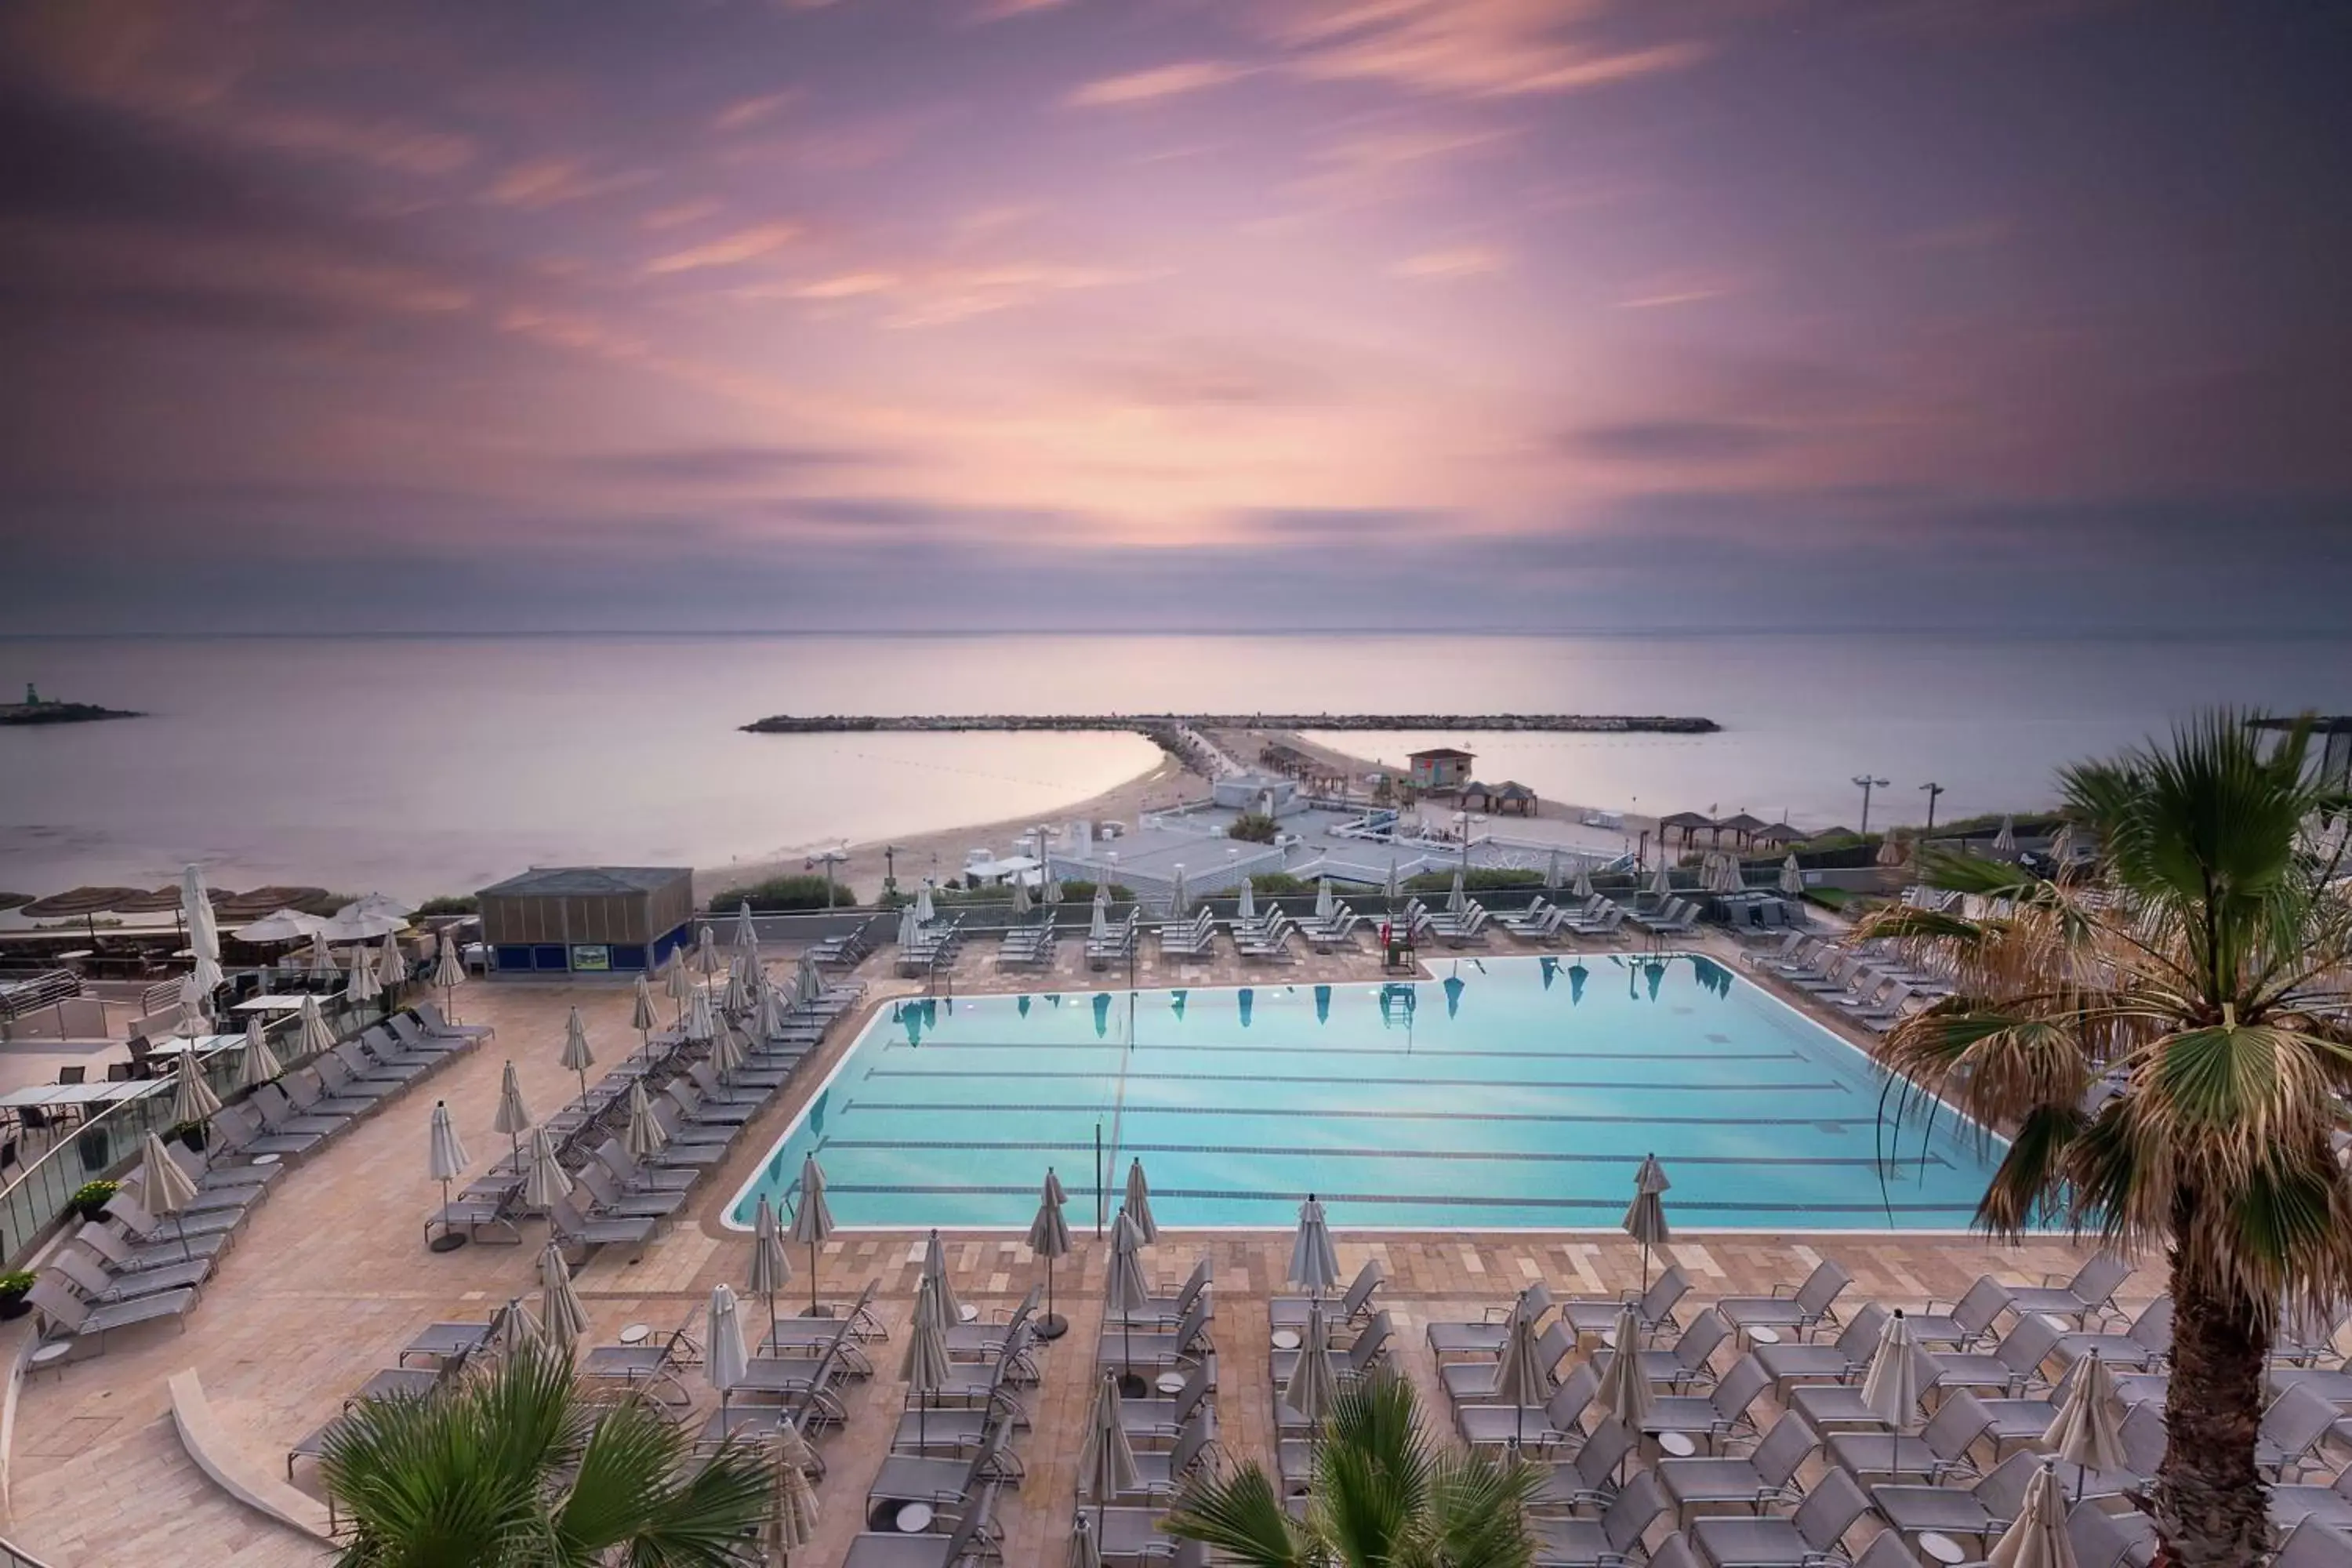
[1853,775,1890,837]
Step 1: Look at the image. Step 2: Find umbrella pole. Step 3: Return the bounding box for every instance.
[1039,1252,1064,1341]
[809,1240,822,1317]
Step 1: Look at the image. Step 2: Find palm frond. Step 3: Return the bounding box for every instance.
[1163,1461,1310,1566]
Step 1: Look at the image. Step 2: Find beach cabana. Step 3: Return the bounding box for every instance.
[477,866,692,978]
[1751,822,1806,849]
[1714,811,1769,847]
[1490,781,1537,816]
[1657,811,1716,851]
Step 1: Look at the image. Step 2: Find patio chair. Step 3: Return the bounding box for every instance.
[1457,1363,1599,1454]
[2260,1385,2343,1482]
[1636,1354,1773,1452]
[1689,1466,1873,1568]
[575,1162,687,1221]
[53,1245,209,1305]
[2067,1500,2157,1568]
[1995,1254,2132,1329]
[1528,1471,1667,1567]
[1590,1307,1731,1393]
[596,1138,698,1195]
[1755,1302,1891,1392]
[550,1192,657,1264]
[1922,1313,2064,1399]
[1120,1356,1214,1448]
[1657,1410,1817,1523]
[2270,1465,2352,1534]
[1096,1295,1211,1372]
[1715,1258,1851,1342]
[1822,1388,1992,1484]
[1115,1259,1210,1330]
[1867,1449,2041,1555]
[78,1218,230,1273]
[583,1321,699,1406]
[1440,1320,1571,1404]
[1908,1276,2013,1352]
[24,1274,195,1353]
[1561,1265,1691,1342]
[410,1000,493,1043]
[1273,1259,1384,1331]
[2051,1295,2172,1372]
[867,1422,1018,1522]
[1428,1282,1555,1359]
[1526,1414,1635,1514]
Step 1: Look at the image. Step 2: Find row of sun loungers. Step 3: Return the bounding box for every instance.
[1063,1254,1219,1565]
[24,1005,488,1360]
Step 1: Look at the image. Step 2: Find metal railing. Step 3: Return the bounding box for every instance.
[0,1534,59,1567]
[0,989,380,1269]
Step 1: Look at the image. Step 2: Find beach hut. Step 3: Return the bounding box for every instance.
[477,866,693,978]
[1406,746,1475,791]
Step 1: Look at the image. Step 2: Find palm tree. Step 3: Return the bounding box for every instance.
[1163,1369,1541,1567]
[321,1343,771,1566]
[1863,711,2352,1567]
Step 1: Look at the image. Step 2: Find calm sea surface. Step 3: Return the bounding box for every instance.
[2,633,2346,900]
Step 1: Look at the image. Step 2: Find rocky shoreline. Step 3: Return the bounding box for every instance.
[0,699,141,726]
[741,710,1719,735]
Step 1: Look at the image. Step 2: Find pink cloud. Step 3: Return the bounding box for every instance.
[1067,61,1252,108]
[644,223,802,275]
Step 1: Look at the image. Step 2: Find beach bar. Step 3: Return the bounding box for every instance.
[477,866,693,977]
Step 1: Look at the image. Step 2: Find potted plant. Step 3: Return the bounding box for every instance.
[67,1179,119,1222]
[0,1272,34,1321]
[169,1118,207,1153]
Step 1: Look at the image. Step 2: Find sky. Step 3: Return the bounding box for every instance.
[1,0,2347,633]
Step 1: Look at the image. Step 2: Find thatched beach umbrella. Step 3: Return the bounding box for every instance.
[492,1061,532,1161]
[296,993,336,1058]
[1122,1159,1157,1244]
[181,865,225,993]
[1622,1154,1671,1289]
[624,1081,665,1160]
[559,1006,595,1099]
[522,1125,571,1212]
[706,1283,749,1421]
[790,1153,833,1316]
[1289,1193,1339,1300]
[1076,1371,1139,1535]
[901,1276,950,1453]
[747,1194,793,1343]
[1028,1171,1071,1341]
[539,1240,588,1354]
[432,932,465,1021]
[236,1018,282,1090]
[426,1101,469,1252]
[1496,1302,1555,1450]
[1779,855,1804,897]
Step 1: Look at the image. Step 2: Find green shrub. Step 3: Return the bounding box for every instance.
[1228,812,1278,844]
[1036,880,1135,903]
[1240,873,1316,897]
[415,894,478,916]
[1403,867,1544,892]
[710,875,853,912]
[0,1271,34,1298]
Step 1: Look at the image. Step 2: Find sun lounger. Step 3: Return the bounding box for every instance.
[868,1424,1018,1516]
[551,1192,657,1263]
[1112,1262,1209,1331]
[1272,1259,1383,1331]
[1120,1356,1214,1447]
[107,1189,245,1245]
[54,1247,209,1305]
[1530,1471,1668,1568]
[1865,1448,2039,1548]
[1098,1298,1211,1372]
[1688,1468,1872,1568]
[575,1162,688,1220]
[411,1000,493,1043]
[583,1322,698,1406]
[840,1484,1001,1568]
[1658,1410,1817,1521]
[1716,1258,1852,1341]
[79,1218,230,1273]
[1275,1317,1390,1428]
[1755,1302,1891,1392]
[1634,1356,1773,1451]
[1428,1282,1554,1359]
[1561,1264,1691,1341]
[26,1274,195,1353]
[1455,1362,1596,1453]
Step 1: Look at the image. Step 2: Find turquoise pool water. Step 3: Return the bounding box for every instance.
[724,955,2004,1232]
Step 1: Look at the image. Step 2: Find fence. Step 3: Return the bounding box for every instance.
[0,989,379,1269]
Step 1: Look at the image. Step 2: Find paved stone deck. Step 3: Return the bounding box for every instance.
[0,932,2129,1566]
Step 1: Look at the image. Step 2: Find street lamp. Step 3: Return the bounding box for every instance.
[1918,781,1945,839]
[1853,775,1890,837]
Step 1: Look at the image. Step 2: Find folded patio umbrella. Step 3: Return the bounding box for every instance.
[1988,1462,2073,1568]
[1544,848,1563,890]
[623,1081,666,1160]
[631,973,659,1050]
[2048,1349,2127,1501]
[169,1053,220,1127]
[493,1295,544,1359]
[1285,1298,1339,1434]
[695,924,721,978]
[706,1283,749,1420]
[790,1153,833,1316]
[236,1018,283,1090]
[1068,1513,1102,1568]
[1496,1304,1557,1449]
[795,952,822,1008]
[539,1240,589,1353]
[522,1124,571,1210]
[1090,899,1109,942]
[559,1006,595,1098]
[375,935,407,989]
[1012,877,1033,916]
[1860,1307,1922,1475]
[723,961,750,1017]
[764,1432,821,1560]
[914,882,935,924]
[708,1018,745,1080]
[306,934,340,979]
[1105,1208,1149,1389]
[1649,859,1672,898]
[900,1276,949,1452]
[1596,1300,1651,1446]
[1573,862,1595,900]
[1446,868,1466,914]
[138,1129,202,1260]
[1122,1159,1157,1243]
[1384,858,1401,901]
[1166,865,1185,915]
[432,931,466,1018]
[748,1194,793,1341]
[733,898,760,954]
[686,986,717,1045]
[1994,814,2018,853]
[426,1100,468,1248]
[1315,877,1334,921]
[345,942,382,1004]
[182,865,225,993]
[1780,854,1805,896]
[492,1061,532,1159]
[296,993,336,1056]
[1076,1370,1139,1534]
[922,1227,966,1327]
[1877,832,1907,867]
[1288,1193,1340,1299]
[1622,1154,1671,1289]
[1028,1173,1071,1339]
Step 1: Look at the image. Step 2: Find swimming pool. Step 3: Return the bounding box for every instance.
[725,955,2005,1232]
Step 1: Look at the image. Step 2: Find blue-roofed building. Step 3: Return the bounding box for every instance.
[477,865,694,977]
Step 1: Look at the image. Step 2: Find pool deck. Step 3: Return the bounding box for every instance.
[0,930,2132,1566]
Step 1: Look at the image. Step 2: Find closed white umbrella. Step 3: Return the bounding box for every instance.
[1779,854,1804,897]
[1384,857,1401,901]
[296,993,336,1057]
[1315,878,1335,921]
[1860,1308,1922,1474]
[921,1228,967,1327]
[1573,862,1595,900]
[1284,1297,1340,1431]
[1544,848,1563,891]
[2048,1350,2127,1502]
[176,972,212,1040]
[896,906,920,950]
[1028,1171,1072,1341]
[1069,1513,1102,1568]
[695,924,721,978]
[169,1055,220,1127]
[1076,1370,1140,1534]
[1876,832,1907,868]
[236,1018,282,1090]
[666,951,696,1018]
[1044,867,1065,906]
[1446,868,1466,914]
[137,1130,202,1258]
[724,960,750,1018]
[1167,865,1186,916]
[181,866,224,993]
[306,934,339,980]
[631,973,659,1054]
[1011,877,1033,916]
[733,898,760,953]
[346,942,383,1005]
[624,1081,666,1160]
[375,935,407,990]
[559,1006,594,1098]
[1495,1302,1556,1449]
[902,1275,952,1451]
[759,979,789,1044]
[2048,822,2076,867]
[1089,898,1109,942]
[1122,1159,1158,1244]
[1994,814,2018,853]
[1988,1462,2074,1568]
[1288,1193,1340,1299]
[432,931,465,1020]
[686,986,717,1045]
[794,952,823,1010]
[426,1101,469,1251]
[1105,1208,1150,1389]
[764,1428,822,1563]
[493,1296,544,1361]
[790,1154,834,1316]
[522,1125,571,1210]
[1236,877,1256,922]
[1596,1299,1651,1441]
[914,881,936,924]
[1649,858,1672,898]
[709,1016,745,1080]
[539,1240,589,1354]
[1622,1154,1671,1289]
[707,1283,750,1421]
[748,1194,793,1342]
[492,1061,532,1160]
